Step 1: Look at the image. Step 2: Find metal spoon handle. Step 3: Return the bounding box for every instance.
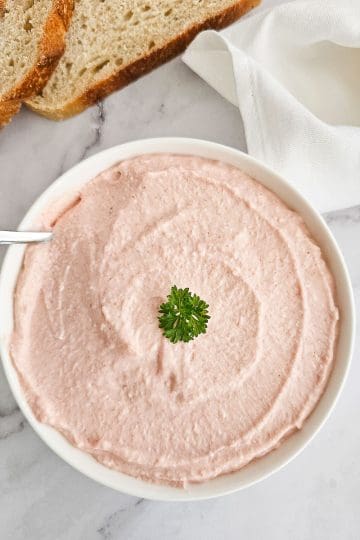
[0,231,53,245]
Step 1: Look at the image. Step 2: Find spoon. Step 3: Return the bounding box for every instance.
[0,231,53,245]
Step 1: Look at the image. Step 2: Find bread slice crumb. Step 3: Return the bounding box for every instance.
[26,0,260,120]
[0,0,74,127]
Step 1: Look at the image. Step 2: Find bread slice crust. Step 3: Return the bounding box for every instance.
[0,0,74,127]
[26,0,260,120]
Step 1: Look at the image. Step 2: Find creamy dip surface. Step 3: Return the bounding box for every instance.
[11,154,339,487]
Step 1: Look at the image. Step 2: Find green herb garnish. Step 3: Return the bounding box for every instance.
[158,285,210,344]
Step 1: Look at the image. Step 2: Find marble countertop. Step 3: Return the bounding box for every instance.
[1,1,359,538]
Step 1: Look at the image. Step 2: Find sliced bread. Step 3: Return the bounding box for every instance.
[0,0,74,127]
[26,0,260,120]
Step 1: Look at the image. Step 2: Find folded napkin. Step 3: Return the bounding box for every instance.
[183,0,360,213]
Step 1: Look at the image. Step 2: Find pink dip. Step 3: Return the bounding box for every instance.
[11,154,339,487]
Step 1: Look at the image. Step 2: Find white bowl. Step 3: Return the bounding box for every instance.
[0,138,355,501]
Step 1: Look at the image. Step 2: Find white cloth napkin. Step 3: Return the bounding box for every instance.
[183,0,360,213]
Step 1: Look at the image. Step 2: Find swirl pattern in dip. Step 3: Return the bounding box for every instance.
[11,154,339,487]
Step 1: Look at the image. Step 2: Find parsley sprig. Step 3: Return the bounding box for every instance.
[158,285,210,344]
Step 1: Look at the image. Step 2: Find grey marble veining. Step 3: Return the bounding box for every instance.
[0,1,359,538]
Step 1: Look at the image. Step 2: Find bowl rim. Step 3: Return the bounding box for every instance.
[0,137,356,501]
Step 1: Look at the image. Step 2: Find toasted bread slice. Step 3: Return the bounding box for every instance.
[0,0,73,127]
[26,0,260,120]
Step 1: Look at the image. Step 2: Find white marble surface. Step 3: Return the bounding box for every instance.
[0,1,359,538]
